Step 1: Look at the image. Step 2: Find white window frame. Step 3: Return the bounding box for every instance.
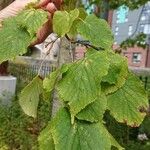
[132,53,141,63]
[141,15,146,21]
[128,25,133,36]
[143,24,150,34]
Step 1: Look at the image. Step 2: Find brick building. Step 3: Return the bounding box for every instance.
[112,2,150,67]
[75,2,150,68]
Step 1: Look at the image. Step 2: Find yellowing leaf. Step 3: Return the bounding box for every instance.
[56,51,110,116]
[107,73,149,126]
[19,76,43,118]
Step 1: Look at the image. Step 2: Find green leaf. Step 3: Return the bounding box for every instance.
[19,76,43,118]
[56,51,110,116]
[43,69,60,93]
[0,9,48,63]
[38,123,55,150]
[50,108,122,150]
[43,64,69,92]
[76,94,107,122]
[16,9,48,36]
[69,9,80,28]
[53,9,79,37]
[77,14,113,49]
[101,53,128,94]
[107,73,149,126]
[0,19,32,63]
[68,20,80,37]
[69,8,87,37]
[78,8,87,20]
[53,11,70,36]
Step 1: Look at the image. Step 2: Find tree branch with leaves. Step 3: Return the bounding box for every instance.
[0,0,149,150]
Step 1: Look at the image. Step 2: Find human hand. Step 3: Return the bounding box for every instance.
[0,0,62,44]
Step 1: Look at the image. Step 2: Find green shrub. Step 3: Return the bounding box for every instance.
[0,95,52,150]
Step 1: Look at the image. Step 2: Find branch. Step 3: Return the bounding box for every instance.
[65,34,104,51]
[38,37,59,76]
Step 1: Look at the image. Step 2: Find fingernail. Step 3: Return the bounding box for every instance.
[46,3,57,13]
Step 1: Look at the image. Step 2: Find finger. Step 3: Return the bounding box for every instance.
[52,0,62,9]
[31,14,52,45]
[45,2,57,14]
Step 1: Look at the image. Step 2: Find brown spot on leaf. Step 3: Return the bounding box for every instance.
[131,122,139,128]
[139,106,148,114]
[123,119,127,124]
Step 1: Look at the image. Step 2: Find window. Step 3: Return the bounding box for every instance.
[141,15,146,21]
[114,41,117,45]
[132,53,141,63]
[143,24,150,34]
[128,25,133,36]
[115,26,119,35]
[115,32,118,35]
[139,24,144,33]
[115,26,119,31]
[125,15,128,22]
[116,5,129,23]
[147,1,150,6]
[147,10,150,13]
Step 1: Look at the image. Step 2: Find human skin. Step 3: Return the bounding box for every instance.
[0,0,62,44]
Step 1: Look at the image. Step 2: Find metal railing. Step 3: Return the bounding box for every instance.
[8,62,56,82]
[130,67,150,91]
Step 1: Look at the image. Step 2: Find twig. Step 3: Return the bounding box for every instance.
[65,34,104,51]
[38,37,59,76]
[69,42,75,62]
[44,40,54,48]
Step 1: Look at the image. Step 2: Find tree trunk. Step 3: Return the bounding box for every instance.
[100,0,109,21]
[95,0,109,21]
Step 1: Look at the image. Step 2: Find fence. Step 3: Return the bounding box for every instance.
[130,67,150,91]
[8,57,56,83]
